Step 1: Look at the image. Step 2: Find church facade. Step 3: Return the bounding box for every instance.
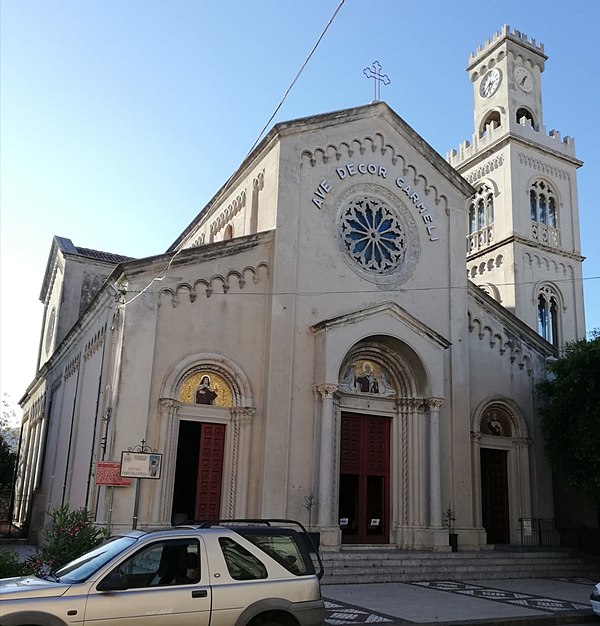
[15,26,587,550]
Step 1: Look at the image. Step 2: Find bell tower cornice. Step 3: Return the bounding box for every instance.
[467,25,547,73]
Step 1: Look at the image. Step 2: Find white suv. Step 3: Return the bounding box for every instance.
[0,520,325,626]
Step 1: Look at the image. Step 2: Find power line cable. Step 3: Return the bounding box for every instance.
[121,274,600,298]
[247,0,347,157]
[123,0,347,307]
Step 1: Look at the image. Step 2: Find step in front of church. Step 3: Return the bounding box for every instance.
[320,547,600,585]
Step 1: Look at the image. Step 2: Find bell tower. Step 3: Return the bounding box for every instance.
[448,25,586,346]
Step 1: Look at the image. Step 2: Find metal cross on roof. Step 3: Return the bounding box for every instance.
[363,61,391,102]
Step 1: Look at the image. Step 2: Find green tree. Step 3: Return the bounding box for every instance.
[0,395,18,494]
[27,505,108,574]
[538,330,600,504]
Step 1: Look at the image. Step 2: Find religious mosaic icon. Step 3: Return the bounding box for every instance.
[178,370,233,407]
[339,359,395,397]
[481,408,512,437]
[334,184,419,285]
[195,375,218,404]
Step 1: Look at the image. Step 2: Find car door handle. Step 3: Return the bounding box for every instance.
[192,589,208,598]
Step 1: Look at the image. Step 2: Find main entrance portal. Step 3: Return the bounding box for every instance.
[338,413,390,544]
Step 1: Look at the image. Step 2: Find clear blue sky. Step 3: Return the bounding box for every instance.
[1,0,599,420]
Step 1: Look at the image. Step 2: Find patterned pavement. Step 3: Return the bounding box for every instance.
[324,599,395,624]
[323,578,594,624]
[409,580,591,613]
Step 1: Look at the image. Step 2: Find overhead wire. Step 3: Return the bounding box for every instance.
[120,0,347,307]
[246,0,347,157]
[120,274,600,299]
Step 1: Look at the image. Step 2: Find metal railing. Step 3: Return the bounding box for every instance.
[519,517,561,547]
[0,490,29,538]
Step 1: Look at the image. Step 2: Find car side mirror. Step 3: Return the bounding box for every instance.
[97,571,128,592]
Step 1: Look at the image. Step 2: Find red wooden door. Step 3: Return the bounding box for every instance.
[339,413,390,543]
[194,423,225,521]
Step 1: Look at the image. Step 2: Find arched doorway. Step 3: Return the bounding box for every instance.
[172,369,233,524]
[158,356,254,527]
[472,402,532,545]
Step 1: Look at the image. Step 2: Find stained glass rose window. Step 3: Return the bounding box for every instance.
[340,196,407,273]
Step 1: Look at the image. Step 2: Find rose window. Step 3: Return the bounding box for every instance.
[340,196,406,274]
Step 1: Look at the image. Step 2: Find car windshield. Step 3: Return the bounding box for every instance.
[54,536,137,583]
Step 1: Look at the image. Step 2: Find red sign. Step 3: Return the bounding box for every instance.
[95,461,132,487]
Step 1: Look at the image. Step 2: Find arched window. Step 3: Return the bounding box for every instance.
[480,111,501,136]
[469,205,477,234]
[537,286,560,347]
[516,107,535,128]
[223,224,234,240]
[529,180,558,246]
[467,184,494,250]
[529,180,557,228]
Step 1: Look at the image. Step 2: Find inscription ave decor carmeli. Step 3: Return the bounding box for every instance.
[311,160,440,243]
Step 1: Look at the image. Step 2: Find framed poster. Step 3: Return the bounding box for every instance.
[120,451,162,479]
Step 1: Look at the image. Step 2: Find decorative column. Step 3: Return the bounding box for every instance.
[157,398,180,523]
[315,384,338,528]
[470,430,483,527]
[512,436,533,522]
[427,398,444,528]
[229,407,255,518]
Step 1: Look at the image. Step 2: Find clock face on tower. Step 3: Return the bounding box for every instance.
[479,68,501,98]
[514,65,534,93]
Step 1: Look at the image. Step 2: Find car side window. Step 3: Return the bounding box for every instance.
[112,539,200,588]
[241,533,308,575]
[218,537,267,580]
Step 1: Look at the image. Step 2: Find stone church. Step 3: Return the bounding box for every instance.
[15,26,588,549]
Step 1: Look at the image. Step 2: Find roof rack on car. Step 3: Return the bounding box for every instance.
[187,519,310,532]
[174,518,309,531]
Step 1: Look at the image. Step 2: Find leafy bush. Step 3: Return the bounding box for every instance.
[0,549,28,578]
[26,505,107,575]
[538,331,600,505]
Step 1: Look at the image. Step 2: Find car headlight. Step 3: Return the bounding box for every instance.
[591,586,600,600]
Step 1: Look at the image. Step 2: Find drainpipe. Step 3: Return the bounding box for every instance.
[85,314,111,509]
[61,360,81,507]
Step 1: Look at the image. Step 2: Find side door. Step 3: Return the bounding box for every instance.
[83,537,211,626]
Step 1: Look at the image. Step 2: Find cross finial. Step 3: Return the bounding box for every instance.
[363,61,391,102]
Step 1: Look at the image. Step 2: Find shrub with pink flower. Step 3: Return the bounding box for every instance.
[26,505,107,575]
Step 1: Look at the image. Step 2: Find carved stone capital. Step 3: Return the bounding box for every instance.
[230,407,255,424]
[159,398,181,415]
[470,430,482,441]
[425,397,444,411]
[315,384,338,400]
[396,397,425,413]
[512,437,532,448]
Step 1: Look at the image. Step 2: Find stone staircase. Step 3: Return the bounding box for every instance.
[320,546,600,585]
